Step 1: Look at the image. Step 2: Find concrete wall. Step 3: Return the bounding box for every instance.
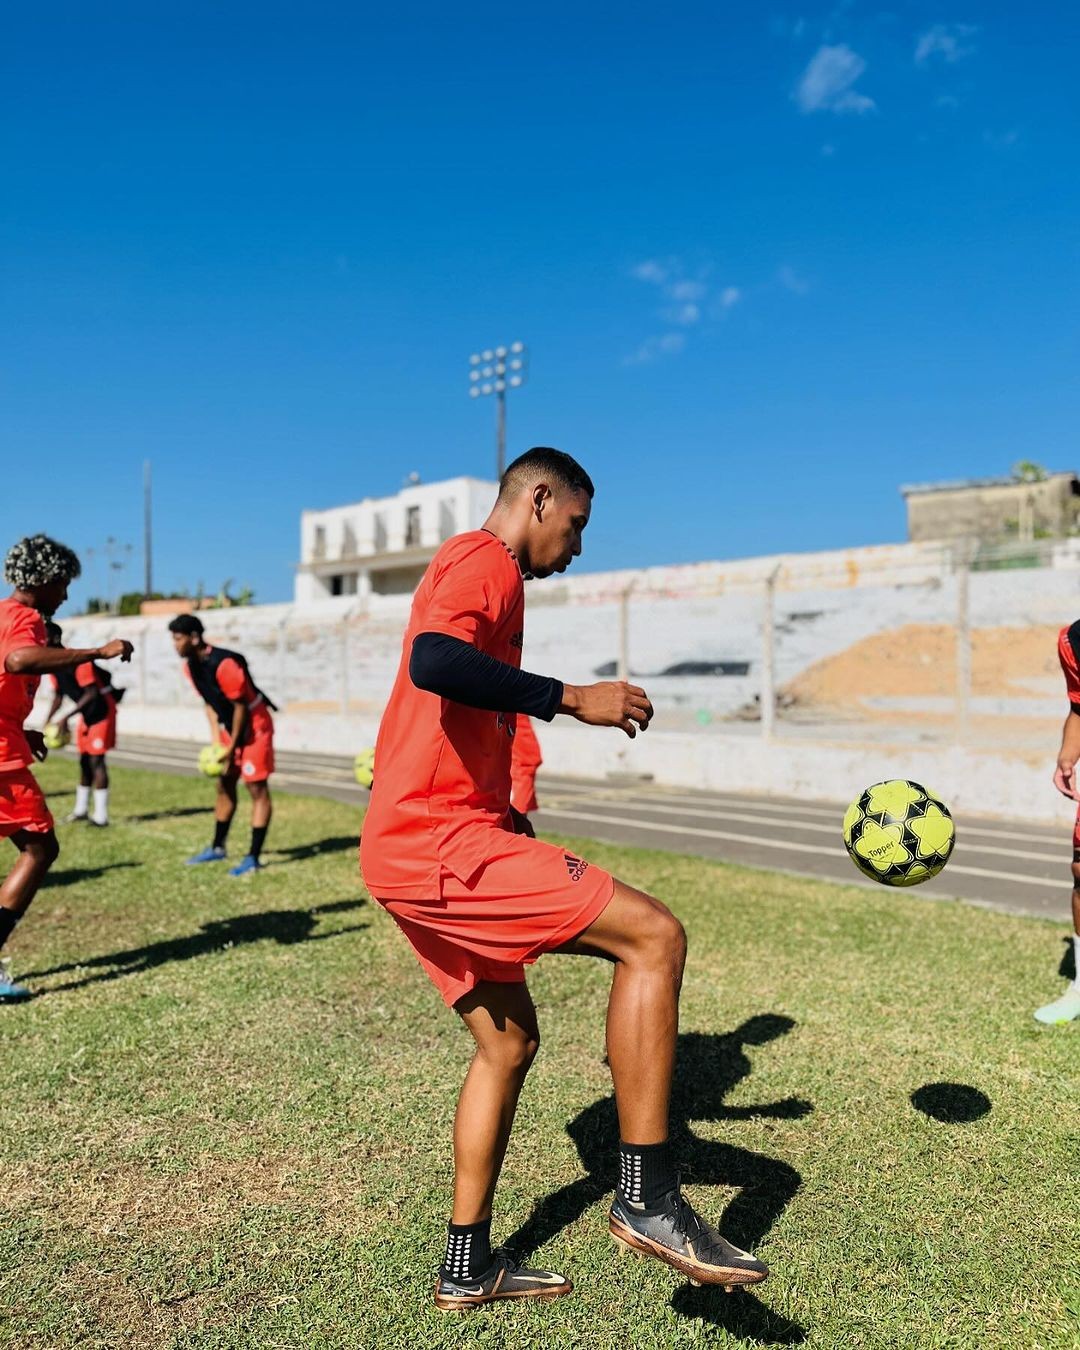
[38,535,1080,827]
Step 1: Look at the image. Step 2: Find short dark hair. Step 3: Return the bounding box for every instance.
[498,447,594,503]
[168,614,205,638]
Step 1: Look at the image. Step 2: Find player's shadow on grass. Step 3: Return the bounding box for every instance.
[22,898,367,994]
[272,835,358,863]
[123,806,210,822]
[505,1013,809,1345]
[45,862,141,888]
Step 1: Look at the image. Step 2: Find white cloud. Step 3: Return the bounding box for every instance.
[668,279,707,302]
[719,286,741,309]
[624,332,686,365]
[771,15,807,40]
[777,265,810,295]
[631,259,669,284]
[915,23,978,65]
[794,44,875,114]
[983,127,1019,149]
[663,302,701,326]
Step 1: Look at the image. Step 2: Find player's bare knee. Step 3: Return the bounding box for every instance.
[637,902,686,977]
[481,1027,540,1077]
[29,833,60,868]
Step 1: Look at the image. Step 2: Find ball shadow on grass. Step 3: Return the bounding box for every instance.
[910,1082,992,1123]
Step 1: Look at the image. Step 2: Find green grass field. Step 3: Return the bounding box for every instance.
[1,761,1077,1350]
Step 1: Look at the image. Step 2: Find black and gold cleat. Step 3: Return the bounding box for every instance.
[434,1249,573,1312]
[610,1189,768,1292]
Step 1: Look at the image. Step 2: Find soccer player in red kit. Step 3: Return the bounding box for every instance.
[0,536,133,1001]
[42,621,123,827]
[168,614,276,877]
[1040,622,1080,1023]
[360,448,768,1309]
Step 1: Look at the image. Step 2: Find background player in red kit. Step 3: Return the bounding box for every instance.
[42,621,123,827]
[1041,621,1080,1023]
[0,535,133,1002]
[168,614,276,877]
[509,713,542,819]
[360,448,768,1310]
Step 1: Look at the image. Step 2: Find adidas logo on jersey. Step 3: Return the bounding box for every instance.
[564,853,588,882]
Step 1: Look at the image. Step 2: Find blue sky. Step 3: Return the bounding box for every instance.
[3,1,1078,610]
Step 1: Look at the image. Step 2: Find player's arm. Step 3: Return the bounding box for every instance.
[1053,709,1080,800]
[42,678,64,726]
[409,632,653,738]
[5,638,133,675]
[220,699,249,757]
[204,703,221,745]
[57,688,98,728]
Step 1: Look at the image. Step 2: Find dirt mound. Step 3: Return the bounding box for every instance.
[784,623,1062,707]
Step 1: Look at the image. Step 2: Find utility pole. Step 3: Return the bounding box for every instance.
[468,342,528,478]
[143,459,153,595]
[761,566,782,741]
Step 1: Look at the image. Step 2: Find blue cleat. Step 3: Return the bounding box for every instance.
[186,845,227,866]
[0,960,30,1003]
[228,855,264,878]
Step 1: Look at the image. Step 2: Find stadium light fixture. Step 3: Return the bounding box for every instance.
[468,341,528,478]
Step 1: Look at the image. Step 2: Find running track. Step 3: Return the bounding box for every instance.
[103,736,1069,924]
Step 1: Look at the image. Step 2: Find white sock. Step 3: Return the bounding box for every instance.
[92,788,109,825]
[74,785,90,817]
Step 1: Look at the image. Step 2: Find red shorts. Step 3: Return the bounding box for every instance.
[0,768,55,839]
[510,764,539,815]
[1072,805,1080,856]
[217,721,275,783]
[78,705,116,756]
[377,833,614,1008]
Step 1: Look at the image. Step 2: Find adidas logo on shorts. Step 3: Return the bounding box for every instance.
[563,852,588,882]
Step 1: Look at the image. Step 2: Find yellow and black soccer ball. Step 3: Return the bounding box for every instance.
[198,744,229,778]
[842,779,955,887]
[353,747,376,789]
[42,722,70,750]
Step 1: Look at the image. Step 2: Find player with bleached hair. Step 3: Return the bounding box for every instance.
[0,535,133,1002]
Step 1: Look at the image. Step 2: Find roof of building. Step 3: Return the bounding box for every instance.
[899,471,1076,497]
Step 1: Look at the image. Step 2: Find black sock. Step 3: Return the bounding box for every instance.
[248,825,268,860]
[0,907,19,951]
[618,1140,677,1208]
[212,819,231,851]
[441,1218,493,1281]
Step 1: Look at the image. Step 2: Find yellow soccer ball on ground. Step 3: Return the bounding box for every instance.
[354,747,376,789]
[842,779,956,887]
[42,723,70,750]
[198,743,229,778]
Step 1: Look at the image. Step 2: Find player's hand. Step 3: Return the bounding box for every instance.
[560,681,654,738]
[1053,759,1080,801]
[508,805,535,837]
[26,729,47,762]
[99,639,134,663]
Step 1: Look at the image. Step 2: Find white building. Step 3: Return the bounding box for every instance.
[294,475,499,602]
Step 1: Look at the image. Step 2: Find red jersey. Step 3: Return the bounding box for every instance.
[0,597,46,772]
[183,650,274,737]
[1059,624,1080,711]
[360,530,525,899]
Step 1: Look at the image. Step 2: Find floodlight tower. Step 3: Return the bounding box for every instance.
[468,341,528,479]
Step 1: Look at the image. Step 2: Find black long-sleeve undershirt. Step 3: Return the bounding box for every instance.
[409,631,563,721]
